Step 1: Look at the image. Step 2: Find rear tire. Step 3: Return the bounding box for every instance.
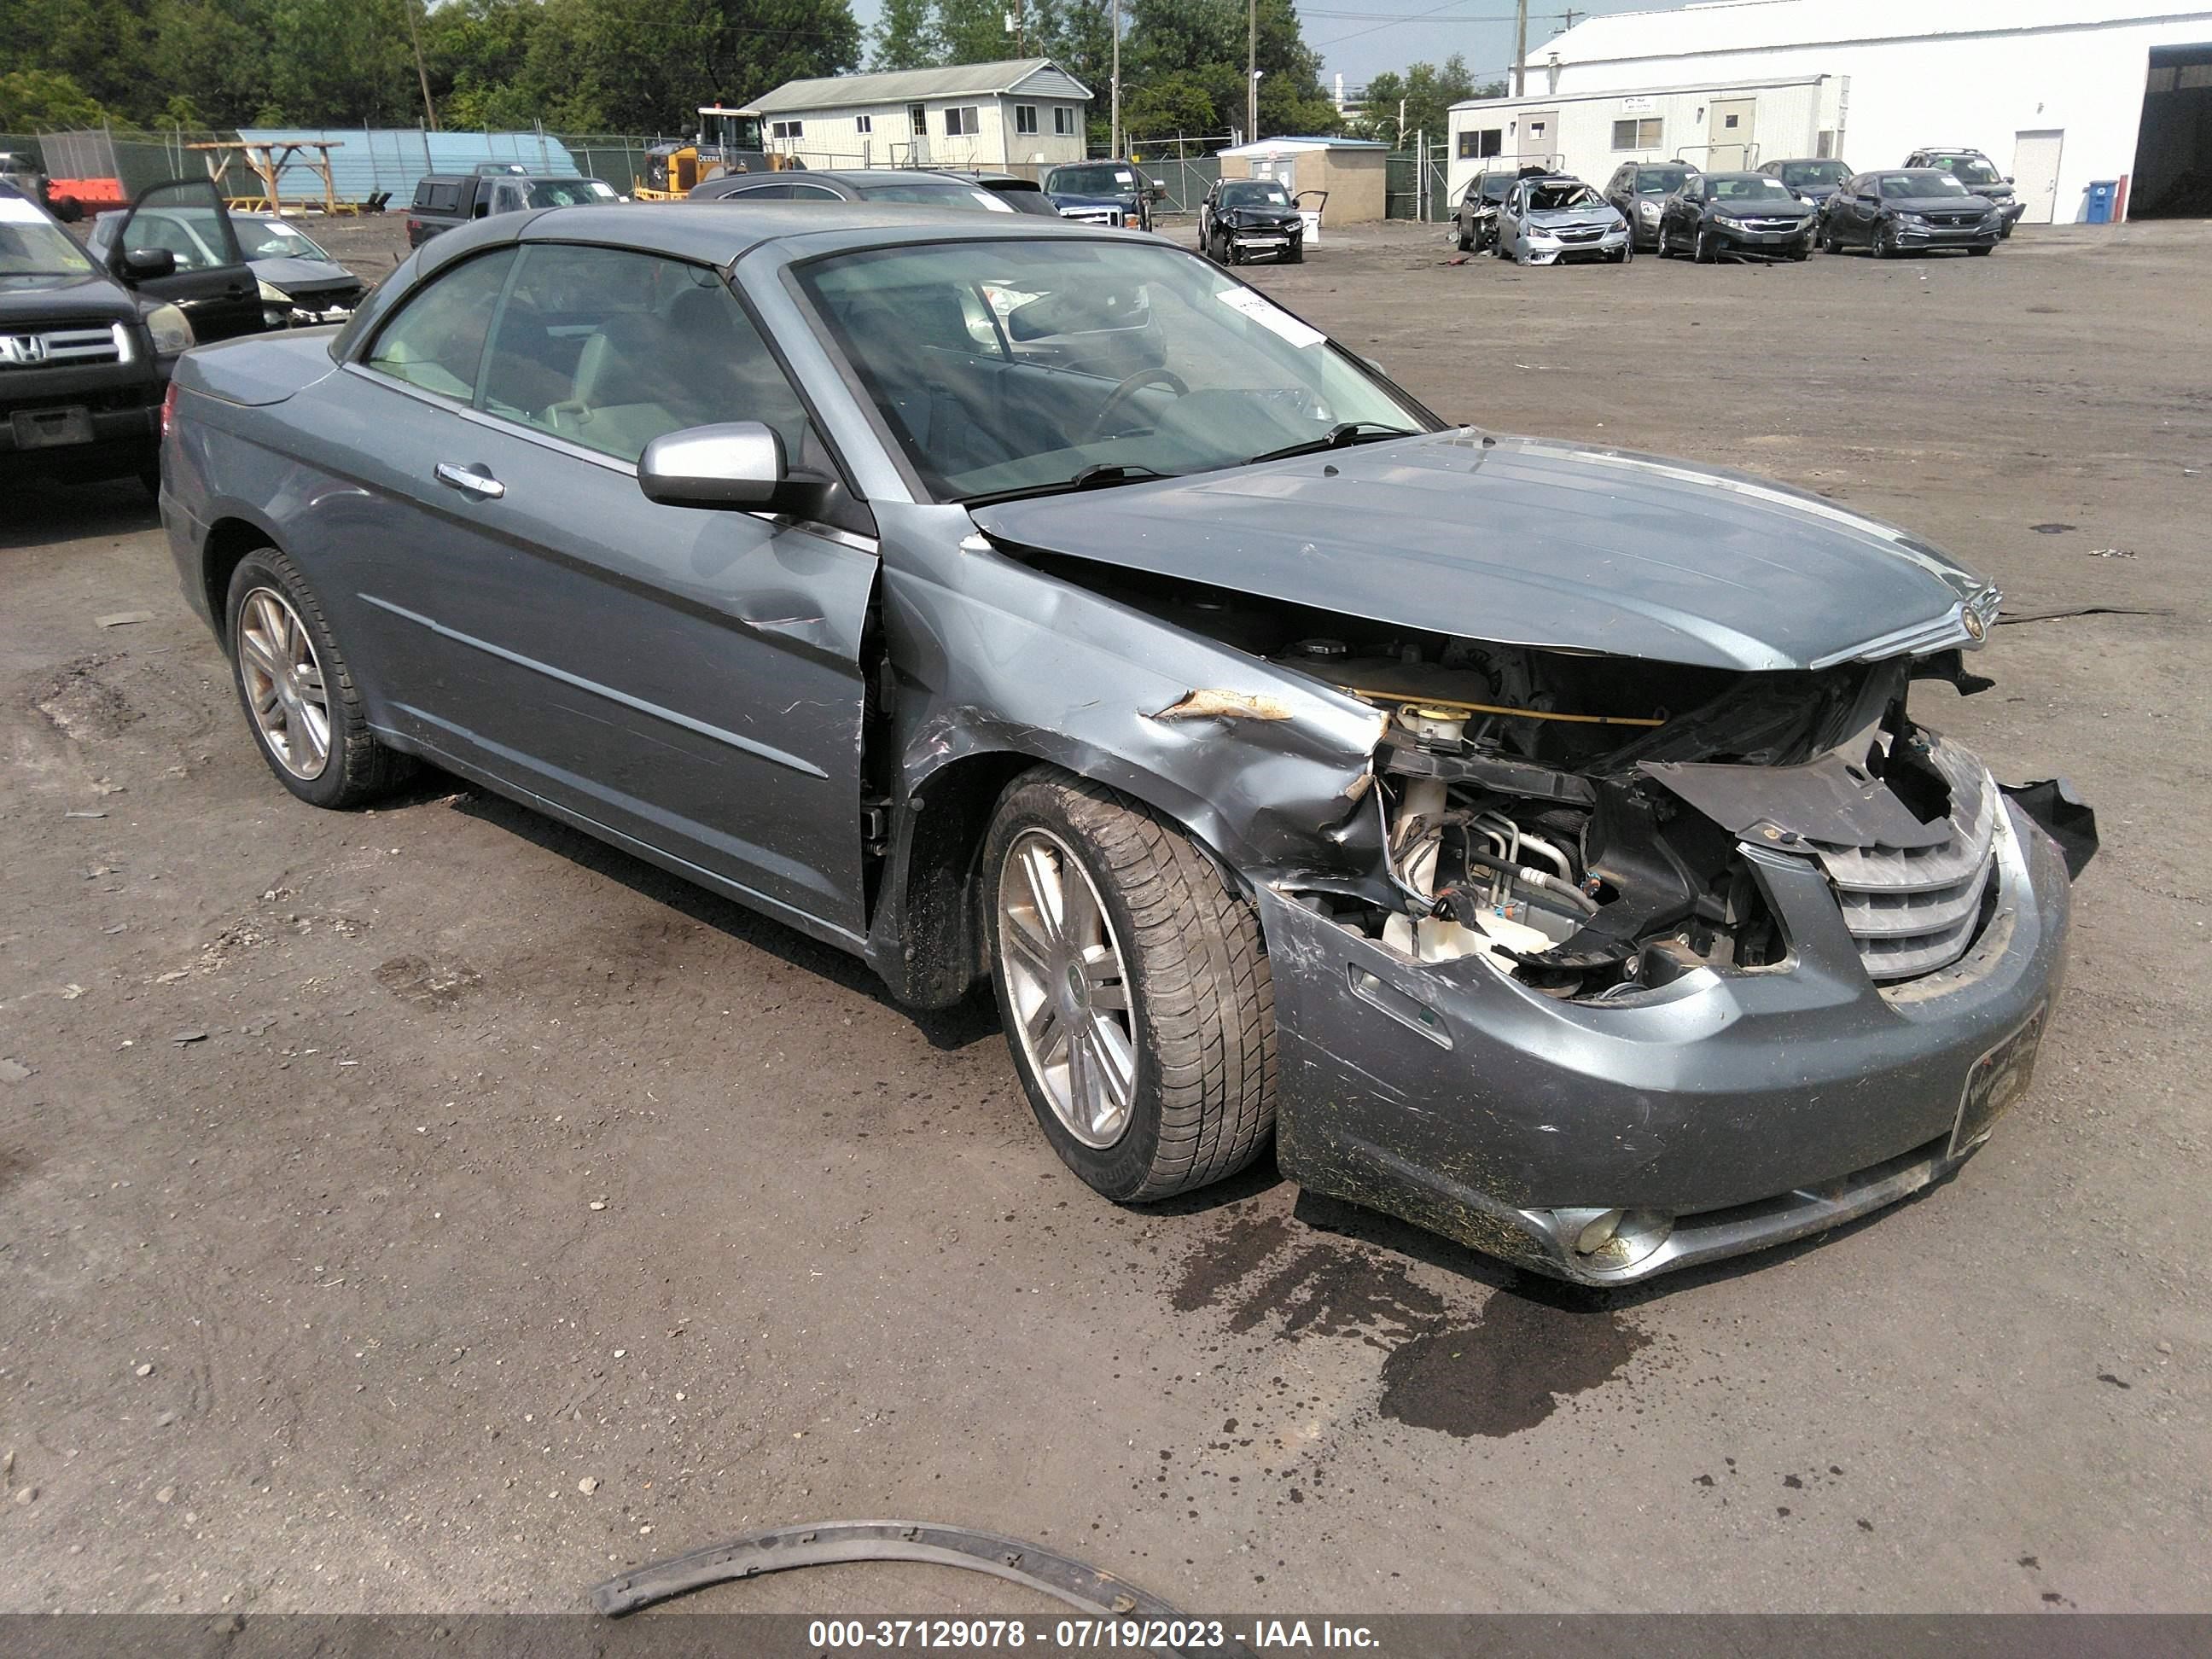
[224,548,411,810]
[984,771,1275,1204]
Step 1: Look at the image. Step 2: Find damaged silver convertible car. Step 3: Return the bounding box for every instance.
[160,205,2094,1284]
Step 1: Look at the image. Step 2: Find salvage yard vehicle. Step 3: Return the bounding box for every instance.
[160,203,2094,1285]
[690,169,1019,212]
[1822,170,2004,258]
[1601,160,1697,252]
[1199,178,1308,265]
[1901,147,2026,237]
[3,177,258,491]
[89,207,365,329]
[406,174,620,247]
[1656,172,1819,262]
[1041,160,1161,232]
[1758,156,1853,218]
[1493,175,1631,265]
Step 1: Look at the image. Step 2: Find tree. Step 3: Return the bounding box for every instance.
[0,67,106,131]
[1121,0,1332,138]
[1349,53,1477,147]
[870,0,940,71]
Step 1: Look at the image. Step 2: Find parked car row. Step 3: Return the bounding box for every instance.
[1463,143,2024,266]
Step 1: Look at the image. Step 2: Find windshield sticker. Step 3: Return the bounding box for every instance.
[1215,286,1324,348]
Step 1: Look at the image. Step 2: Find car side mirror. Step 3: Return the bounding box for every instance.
[2004,175,2015,184]
[1148,182,1166,202]
[120,247,178,282]
[638,422,828,515]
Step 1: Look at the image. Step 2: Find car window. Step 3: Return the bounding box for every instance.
[522,179,620,207]
[239,218,330,260]
[477,243,812,466]
[364,247,517,403]
[1636,166,1691,195]
[0,197,94,276]
[799,238,1427,503]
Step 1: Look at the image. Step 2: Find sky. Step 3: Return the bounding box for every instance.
[837,0,1668,97]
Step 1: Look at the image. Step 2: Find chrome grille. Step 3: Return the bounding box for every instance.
[1058,207,1118,225]
[1808,740,2000,983]
[0,323,129,368]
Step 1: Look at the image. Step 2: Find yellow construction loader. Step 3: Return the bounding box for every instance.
[632,105,806,200]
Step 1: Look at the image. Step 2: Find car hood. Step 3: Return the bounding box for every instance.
[1050,193,1125,212]
[970,430,1994,673]
[1523,206,1621,229]
[0,267,134,320]
[249,255,357,291]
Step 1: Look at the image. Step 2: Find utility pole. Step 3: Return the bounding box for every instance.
[1511,0,1528,98]
[1247,0,1259,144]
[1110,0,1121,158]
[402,0,438,131]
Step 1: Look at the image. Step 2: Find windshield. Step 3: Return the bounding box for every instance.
[1526,181,1598,212]
[240,218,331,260]
[524,179,620,207]
[1049,165,1137,196]
[1778,161,1848,189]
[1708,175,1795,201]
[1220,181,1290,209]
[0,201,93,276]
[1936,155,2002,185]
[1882,172,1970,199]
[1635,166,1691,195]
[860,180,1016,211]
[798,239,1429,503]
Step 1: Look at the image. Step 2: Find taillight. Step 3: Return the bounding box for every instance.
[160,380,179,441]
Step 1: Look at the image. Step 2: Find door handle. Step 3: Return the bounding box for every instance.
[435,463,505,499]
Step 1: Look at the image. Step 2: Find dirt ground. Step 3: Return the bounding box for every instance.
[3,212,2208,1616]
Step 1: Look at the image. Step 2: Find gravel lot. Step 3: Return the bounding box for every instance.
[3,211,2207,1615]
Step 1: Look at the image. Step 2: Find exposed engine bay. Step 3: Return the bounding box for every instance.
[1058,561,2016,1004]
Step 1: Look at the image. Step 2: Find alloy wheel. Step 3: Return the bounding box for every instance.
[236,586,332,780]
[997,827,1139,1150]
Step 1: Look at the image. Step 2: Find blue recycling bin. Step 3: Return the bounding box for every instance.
[2085,180,2117,224]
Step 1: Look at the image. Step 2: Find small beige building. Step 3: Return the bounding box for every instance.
[749,58,1092,172]
[1216,137,1391,224]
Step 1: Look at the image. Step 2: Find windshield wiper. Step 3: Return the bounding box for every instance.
[962,463,1177,508]
[1246,422,1417,467]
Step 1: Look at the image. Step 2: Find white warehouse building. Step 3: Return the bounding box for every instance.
[1447,0,2212,224]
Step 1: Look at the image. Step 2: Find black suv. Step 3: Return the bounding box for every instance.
[2,178,263,490]
[1602,160,1699,251]
[1901,148,2026,236]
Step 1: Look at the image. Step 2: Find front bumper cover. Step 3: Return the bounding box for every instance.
[1265,797,2078,1284]
[1518,226,1631,265]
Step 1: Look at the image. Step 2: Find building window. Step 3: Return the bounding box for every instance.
[855,114,873,134]
[771,119,803,140]
[1015,104,1038,135]
[1054,107,1074,136]
[946,106,980,137]
[1457,127,1502,160]
[1610,117,1662,148]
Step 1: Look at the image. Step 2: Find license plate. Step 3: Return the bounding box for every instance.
[12,406,95,449]
[1951,1004,2046,1157]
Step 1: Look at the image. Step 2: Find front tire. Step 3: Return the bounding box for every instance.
[1456,221,1473,253]
[1872,221,1896,259]
[1694,227,1716,264]
[224,548,410,809]
[985,771,1275,1203]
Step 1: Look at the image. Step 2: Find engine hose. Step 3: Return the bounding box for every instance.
[1462,850,1601,915]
